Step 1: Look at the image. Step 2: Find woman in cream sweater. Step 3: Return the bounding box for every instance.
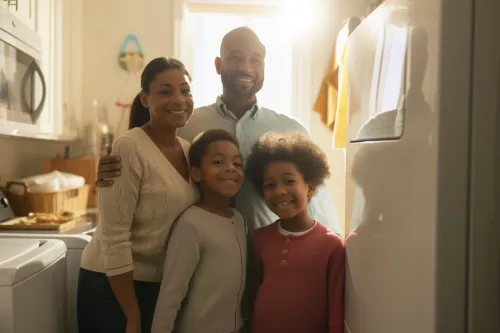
[77,57,198,333]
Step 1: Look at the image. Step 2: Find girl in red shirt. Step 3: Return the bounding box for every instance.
[245,132,345,333]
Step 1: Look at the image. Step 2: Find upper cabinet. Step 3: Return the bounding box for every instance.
[36,0,83,140]
[0,0,83,140]
[39,0,83,140]
[2,0,35,30]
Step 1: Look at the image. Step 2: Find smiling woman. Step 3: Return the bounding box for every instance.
[129,57,193,129]
[77,57,199,333]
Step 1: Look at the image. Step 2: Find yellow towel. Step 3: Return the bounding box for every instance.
[313,44,339,130]
[332,37,349,148]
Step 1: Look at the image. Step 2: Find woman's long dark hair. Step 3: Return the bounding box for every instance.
[128,57,192,129]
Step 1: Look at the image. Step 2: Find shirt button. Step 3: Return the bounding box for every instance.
[280,260,288,266]
[286,238,291,243]
[282,249,289,254]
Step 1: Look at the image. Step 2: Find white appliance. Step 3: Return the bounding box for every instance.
[0,9,47,137]
[0,188,93,333]
[0,238,66,333]
[0,233,91,333]
[344,0,500,332]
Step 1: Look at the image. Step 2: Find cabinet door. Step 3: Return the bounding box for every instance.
[8,0,35,29]
[34,0,82,139]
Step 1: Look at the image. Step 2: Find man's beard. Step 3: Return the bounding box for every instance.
[221,73,264,100]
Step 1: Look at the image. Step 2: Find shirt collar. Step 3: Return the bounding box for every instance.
[215,95,261,120]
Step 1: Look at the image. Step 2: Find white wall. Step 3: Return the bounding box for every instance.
[310,116,347,233]
[0,136,70,184]
[81,0,175,135]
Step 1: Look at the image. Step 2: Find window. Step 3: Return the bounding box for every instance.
[375,24,407,116]
[189,11,293,115]
[347,8,408,143]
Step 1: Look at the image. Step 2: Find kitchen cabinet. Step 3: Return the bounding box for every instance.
[59,0,84,140]
[3,0,36,30]
[0,0,82,141]
[35,0,83,140]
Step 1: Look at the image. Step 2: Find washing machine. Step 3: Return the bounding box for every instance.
[0,238,67,333]
[0,233,91,333]
[0,188,93,333]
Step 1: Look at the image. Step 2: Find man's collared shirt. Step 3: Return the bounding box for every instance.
[178,96,341,234]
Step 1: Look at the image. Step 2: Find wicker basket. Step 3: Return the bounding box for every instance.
[4,181,90,217]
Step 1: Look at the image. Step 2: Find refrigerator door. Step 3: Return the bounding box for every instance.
[344,0,473,332]
[465,0,500,331]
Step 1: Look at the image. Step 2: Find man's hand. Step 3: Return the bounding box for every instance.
[95,146,122,187]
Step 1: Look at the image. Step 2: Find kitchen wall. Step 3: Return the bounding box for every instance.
[0,136,69,184]
[81,0,175,136]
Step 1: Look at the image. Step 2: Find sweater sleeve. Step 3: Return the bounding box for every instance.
[328,240,346,333]
[99,136,142,276]
[151,219,200,333]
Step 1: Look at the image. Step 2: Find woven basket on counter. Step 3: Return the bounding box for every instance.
[4,181,90,217]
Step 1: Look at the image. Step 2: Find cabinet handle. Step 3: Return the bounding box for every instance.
[5,0,18,11]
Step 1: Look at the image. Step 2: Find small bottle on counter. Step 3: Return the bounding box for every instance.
[83,99,100,157]
[98,104,114,156]
[83,100,115,157]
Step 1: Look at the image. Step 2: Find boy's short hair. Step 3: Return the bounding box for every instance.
[245,132,330,196]
[189,129,240,167]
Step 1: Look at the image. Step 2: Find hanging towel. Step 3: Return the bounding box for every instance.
[313,44,339,130]
[332,17,361,148]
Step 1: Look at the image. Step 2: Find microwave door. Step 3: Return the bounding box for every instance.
[20,60,46,123]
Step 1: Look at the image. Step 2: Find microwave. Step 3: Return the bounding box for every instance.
[0,9,46,136]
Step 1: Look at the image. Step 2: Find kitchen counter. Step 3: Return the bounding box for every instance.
[0,210,98,236]
[61,212,98,235]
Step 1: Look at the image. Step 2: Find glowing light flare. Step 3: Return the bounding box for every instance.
[277,0,317,36]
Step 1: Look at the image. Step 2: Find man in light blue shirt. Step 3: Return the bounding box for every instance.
[96,27,341,234]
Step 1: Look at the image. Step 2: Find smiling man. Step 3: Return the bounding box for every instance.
[97,26,341,234]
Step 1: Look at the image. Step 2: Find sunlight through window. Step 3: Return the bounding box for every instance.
[190,11,293,115]
[277,0,317,36]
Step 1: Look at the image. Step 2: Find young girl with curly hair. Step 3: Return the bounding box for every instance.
[245,132,345,333]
